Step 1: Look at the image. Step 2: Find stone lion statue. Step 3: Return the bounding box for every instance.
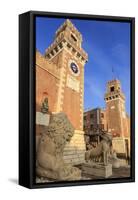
[36,112,81,181]
[85,132,112,166]
[108,150,121,168]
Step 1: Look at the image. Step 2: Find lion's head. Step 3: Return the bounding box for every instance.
[45,112,74,152]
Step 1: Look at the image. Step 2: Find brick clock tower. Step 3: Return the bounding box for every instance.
[44,19,88,164]
[104,79,130,157]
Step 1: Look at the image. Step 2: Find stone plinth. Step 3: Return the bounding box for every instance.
[82,163,112,178]
[63,130,86,165]
[36,112,50,152]
[36,112,50,126]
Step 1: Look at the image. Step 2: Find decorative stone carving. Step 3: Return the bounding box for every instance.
[82,132,113,178]
[36,112,81,181]
[85,132,112,166]
[66,74,80,92]
[108,150,121,168]
[41,97,49,113]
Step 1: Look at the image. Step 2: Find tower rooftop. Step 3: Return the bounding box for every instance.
[104,78,125,101]
[55,19,82,41]
[45,18,88,63]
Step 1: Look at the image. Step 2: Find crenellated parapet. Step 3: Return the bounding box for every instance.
[104,79,125,101]
[44,19,88,65]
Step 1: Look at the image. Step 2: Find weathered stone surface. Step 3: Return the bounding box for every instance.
[85,133,112,165]
[36,112,50,126]
[82,163,112,178]
[63,130,86,164]
[108,150,122,168]
[36,112,81,181]
[112,137,126,154]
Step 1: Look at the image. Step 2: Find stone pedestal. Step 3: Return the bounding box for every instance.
[36,112,50,152]
[36,112,50,126]
[82,163,112,178]
[63,130,86,165]
[112,137,127,158]
[36,112,82,181]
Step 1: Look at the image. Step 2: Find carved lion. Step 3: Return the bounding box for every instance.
[85,133,112,165]
[36,112,81,181]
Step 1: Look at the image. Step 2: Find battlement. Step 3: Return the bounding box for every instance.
[107,79,120,85]
[104,92,125,101]
[36,50,60,79]
[44,19,88,64]
[55,19,82,41]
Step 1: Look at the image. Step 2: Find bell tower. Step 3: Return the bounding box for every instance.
[104,79,126,137]
[45,19,88,165]
[104,79,130,156]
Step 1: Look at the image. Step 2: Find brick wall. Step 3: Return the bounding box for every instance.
[36,51,59,113]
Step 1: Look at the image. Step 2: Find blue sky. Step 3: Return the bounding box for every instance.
[36,17,130,115]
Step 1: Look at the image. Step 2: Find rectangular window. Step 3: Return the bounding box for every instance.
[71,34,77,42]
[110,86,114,92]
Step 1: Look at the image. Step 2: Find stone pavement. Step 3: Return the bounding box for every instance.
[36,166,130,183]
[82,166,130,180]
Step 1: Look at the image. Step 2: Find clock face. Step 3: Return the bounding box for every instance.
[70,62,79,75]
